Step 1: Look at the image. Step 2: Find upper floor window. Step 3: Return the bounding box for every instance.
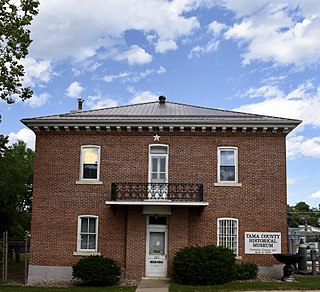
[77,215,98,252]
[217,218,238,255]
[218,147,238,183]
[149,145,168,183]
[80,146,101,180]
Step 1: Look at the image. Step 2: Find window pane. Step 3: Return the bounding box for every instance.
[152,158,158,172]
[159,173,165,180]
[220,166,235,181]
[81,218,88,232]
[150,146,167,154]
[83,164,97,179]
[160,158,166,172]
[88,234,96,249]
[149,232,165,255]
[83,148,98,164]
[89,218,96,233]
[218,219,238,255]
[152,173,157,180]
[220,150,235,165]
[81,234,88,249]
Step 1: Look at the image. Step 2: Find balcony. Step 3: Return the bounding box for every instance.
[107,182,208,207]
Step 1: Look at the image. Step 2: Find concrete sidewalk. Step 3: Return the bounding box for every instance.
[136,278,170,292]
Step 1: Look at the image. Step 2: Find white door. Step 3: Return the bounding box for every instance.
[149,153,168,199]
[146,218,168,277]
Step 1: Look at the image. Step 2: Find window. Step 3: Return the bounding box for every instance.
[218,147,238,183]
[77,215,98,252]
[80,146,101,180]
[148,145,169,199]
[217,218,238,255]
[149,145,168,183]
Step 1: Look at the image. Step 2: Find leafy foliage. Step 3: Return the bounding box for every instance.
[0,0,39,103]
[72,256,121,286]
[173,245,236,285]
[288,202,320,227]
[234,262,258,280]
[0,139,34,239]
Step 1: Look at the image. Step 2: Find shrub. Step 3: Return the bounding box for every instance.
[234,262,258,280]
[72,255,121,286]
[173,245,236,285]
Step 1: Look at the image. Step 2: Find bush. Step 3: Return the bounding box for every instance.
[72,255,121,286]
[173,245,236,285]
[234,262,258,280]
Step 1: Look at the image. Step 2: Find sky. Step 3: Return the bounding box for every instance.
[0,0,320,209]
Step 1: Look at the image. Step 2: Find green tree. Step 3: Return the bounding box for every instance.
[0,140,34,239]
[0,0,39,103]
[0,134,9,155]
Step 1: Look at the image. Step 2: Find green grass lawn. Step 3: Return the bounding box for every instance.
[0,286,136,292]
[169,275,320,291]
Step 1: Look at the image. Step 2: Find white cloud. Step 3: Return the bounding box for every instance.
[130,91,159,104]
[85,95,118,110]
[104,66,166,83]
[287,178,296,185]
[30,0,201,61]
[309,190,320,199]
[188,20,226,59]
[220,1,320,67]
[234,81,320,159]
[8,128,36,150]
[235,81,320,128]
[115,45,152,65]
[21,58,53,87]
[188,40,220,59]
[208,20,227,36]
[66,81,84,98]
[25,93,50,108]
[155,40,178,53]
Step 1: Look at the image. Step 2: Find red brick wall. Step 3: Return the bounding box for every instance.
[30,129,287,278]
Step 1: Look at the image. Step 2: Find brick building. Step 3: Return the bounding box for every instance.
[22,96,301,283]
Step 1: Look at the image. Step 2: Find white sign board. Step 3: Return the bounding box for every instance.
[245,232,281,254]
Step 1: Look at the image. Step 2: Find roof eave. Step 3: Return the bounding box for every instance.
[21,117,302,127]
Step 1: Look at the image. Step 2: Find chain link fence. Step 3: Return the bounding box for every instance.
[0,231,30,284]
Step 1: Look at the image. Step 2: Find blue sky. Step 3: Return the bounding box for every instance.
[1,0,320,209]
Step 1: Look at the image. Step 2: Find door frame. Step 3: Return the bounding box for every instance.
[145,216,168,277]
[148,144,169,184]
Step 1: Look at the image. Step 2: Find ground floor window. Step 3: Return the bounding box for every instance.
[77,215,98,252]
[217,218,238,255]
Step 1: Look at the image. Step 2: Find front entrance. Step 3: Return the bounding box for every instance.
[146,216,168,277]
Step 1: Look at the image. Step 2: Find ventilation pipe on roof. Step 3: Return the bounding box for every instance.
[159,95,166,104]
[78,98,84,111]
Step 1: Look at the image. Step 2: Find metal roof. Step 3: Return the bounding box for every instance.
[21,98,302,129]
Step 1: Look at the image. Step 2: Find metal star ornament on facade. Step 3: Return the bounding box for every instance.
[153,134,161,141]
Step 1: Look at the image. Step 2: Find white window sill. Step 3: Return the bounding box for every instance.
[76,180,103,185]
[73,251,101,256]
[214,182,242,187]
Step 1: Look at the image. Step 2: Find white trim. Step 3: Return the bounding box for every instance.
[214,182,242,187]
[73,251,101,256]
[77,215,99,252]
[217,147,238,184]
[105,201,208,206]
[217,217,239,256]
[148,144,169,183]
[148,144,169,184]
[76,180,103,185]
[146,216,168,277]
[80,145,101,181]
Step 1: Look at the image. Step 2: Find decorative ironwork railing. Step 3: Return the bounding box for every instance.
[111,182,204,201]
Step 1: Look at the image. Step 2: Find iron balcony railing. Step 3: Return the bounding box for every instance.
[111,182,204,202]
